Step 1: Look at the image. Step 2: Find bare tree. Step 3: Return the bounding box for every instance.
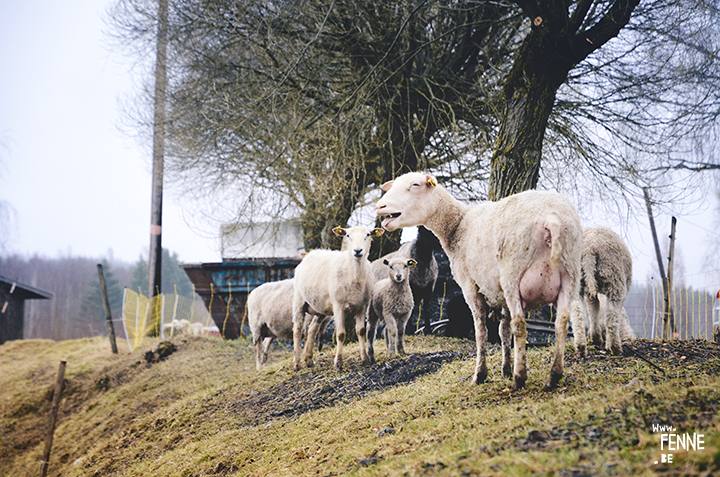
[107,0,720,251]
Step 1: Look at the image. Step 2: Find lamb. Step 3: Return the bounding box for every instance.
[292,226,384,369]
[371,225,440,334]
[376,172,584,390]
[572,226,633,355]
[188,322,206,336]
[367,257,417,363]
[247,278,328,371]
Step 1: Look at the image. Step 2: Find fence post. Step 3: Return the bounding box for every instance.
[97,264,118,354]
[665,217,677,338]
[39,360,66,477]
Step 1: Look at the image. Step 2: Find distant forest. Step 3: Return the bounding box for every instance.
[0,250,194,341]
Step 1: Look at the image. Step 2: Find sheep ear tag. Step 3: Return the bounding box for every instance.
[371,228,385,237]
[426,176,437,187]
[332,226,347,237]
[408,259,418,267]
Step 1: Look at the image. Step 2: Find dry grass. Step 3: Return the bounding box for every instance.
[1,333,719,476]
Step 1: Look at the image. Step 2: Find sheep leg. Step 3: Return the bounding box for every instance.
[254,338,264,371]
[293,309,304,371]
[546,289,571,390]
[586,295,603,347]
[570,299,588,358]
[302,316,321,367]
[466,290,488,385]
[605,300,623,355]
[261,337,274,366]
[499,308,512,379]
[366,310,379,364]
[505,297,528,390]
[334,313,346,369]
[355,312,369,364]
[385,314,399,356]
[397,313,409,355]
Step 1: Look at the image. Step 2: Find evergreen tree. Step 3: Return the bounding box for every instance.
[80,259,124,330]
[130,249,194,297]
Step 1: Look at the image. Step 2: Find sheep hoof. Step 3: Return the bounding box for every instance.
[471,370,487,385]
[577,345,587,358]
[545,370,563,390]
[512,375,526,390]
[502,364,512,379]
[609,344,623,356]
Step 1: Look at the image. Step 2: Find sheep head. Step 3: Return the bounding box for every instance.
[376,172,438,231]
[333,226,384,259]
[382,257,417,283]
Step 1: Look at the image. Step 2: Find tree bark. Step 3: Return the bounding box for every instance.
[489,0,640,200]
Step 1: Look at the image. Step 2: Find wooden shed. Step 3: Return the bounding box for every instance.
[0,276,53,345]
[181,258,300,340]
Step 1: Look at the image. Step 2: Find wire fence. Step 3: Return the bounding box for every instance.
[628,270,720,341]
[121,288,214,352]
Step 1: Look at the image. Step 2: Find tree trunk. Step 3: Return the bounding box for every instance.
[489,21,572,200]
[489,0,640,200]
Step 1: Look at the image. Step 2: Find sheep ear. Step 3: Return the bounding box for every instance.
[381,180,394,191]
[371,228,385,237]
[408,259,417,267]
[383,259,390,266]
[426,175,437,187]
[332,226,346,237]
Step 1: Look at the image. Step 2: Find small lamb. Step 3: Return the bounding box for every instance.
[367,257,417,363]
[292,226,384,369]
[376,172,583,390]
[371,225,440,333]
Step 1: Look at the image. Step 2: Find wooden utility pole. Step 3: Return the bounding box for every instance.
[39,361,66,477]
[148,0,169,299]
[97,264,118,354]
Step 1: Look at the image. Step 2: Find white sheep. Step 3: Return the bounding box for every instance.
[247,278,328,371]
[376,172,584,390]
[572,226,633,355]
[188,322,206,336]
[170,319,190,336]
[292,226,384,369]
[367,257,417,363]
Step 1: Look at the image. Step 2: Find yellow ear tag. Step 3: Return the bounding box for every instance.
[427,176,437,187]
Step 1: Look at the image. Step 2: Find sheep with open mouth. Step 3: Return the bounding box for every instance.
[376,172,584,390]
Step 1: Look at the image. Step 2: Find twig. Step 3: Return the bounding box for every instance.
[626,346,666,375]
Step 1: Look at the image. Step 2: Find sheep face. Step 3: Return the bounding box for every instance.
[383,257,417,283]
[376,172,438,231]
[332,226,384,259]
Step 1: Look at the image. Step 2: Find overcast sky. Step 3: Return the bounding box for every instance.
[0,1,717,286]
[0,0,219,265]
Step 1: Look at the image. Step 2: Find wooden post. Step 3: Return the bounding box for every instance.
[39,361,66,477]
[148,0,168,299]
[643,188,669,338]
[97,264,119,354]
[665,217,677,338]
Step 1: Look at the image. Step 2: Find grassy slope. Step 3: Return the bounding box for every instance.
[1,334,719,477]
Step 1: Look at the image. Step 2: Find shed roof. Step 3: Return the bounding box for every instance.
[0,275,53,300]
